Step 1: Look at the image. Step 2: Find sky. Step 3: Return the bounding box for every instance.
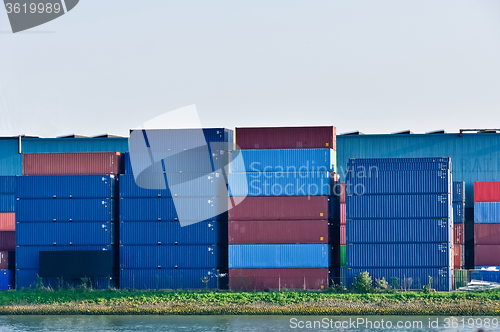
[0,0,500,137]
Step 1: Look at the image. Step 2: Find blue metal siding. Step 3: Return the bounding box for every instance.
[15,269,113,290]
[120,221,226,245]
[16,175,116,199]
[228,244,330,268]
[337,133,500,208]
[16,198,115,222]
[346,243,451,268]
[474,202,500,223]
[20,137,129,153]
[230,149,335,173]
[0,139,22,176]
[453,202,465,224]
[0,269,14,290]
[0,176,16,194]
[346,219,450,243]
[16,245,112,269]
[348,157,451,169]
[453,181,465,202]
[345,267,452,291]
[346,194,450,219]
[16,222,113,246]
[469,270,500,283]
[120,269,218,290]
[119,245,221,269]
[228,172,333,197]
[0,194,15,212]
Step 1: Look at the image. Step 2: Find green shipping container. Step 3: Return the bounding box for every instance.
[454,269,468,289]
[340,245,346,267]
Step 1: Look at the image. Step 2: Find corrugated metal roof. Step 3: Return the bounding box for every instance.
[19,137,129,153]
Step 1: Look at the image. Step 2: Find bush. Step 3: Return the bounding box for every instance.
[375,277,389,291]
[353,272,373,293]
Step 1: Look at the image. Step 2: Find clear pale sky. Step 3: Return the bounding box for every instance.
[1,1,499,137]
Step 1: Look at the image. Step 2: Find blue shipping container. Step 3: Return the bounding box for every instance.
[0,176,16,194]
[453,202,465,224]
[0,138,22,176]
[346,243,451,268]
[120,221,226,245]
[345,267,452,291]
[0,269,14,290]
[16,222,114,246]
[20,137,129,153]
[0,194,15,212]
[15,269,113,290]
[347,158,451,170]
[230,149,335,173]
[453,181,465,202]
[228,244,330,269]
[228,172,333,197]
[474,202,500,223]
[470,270,500,283]
[346,194,451,219]
[16,175,116,199]
[119,245,223,269]
[16,198,115,222]
[346,219,451,243]
[120,269,218,290]
[16,245,112,269]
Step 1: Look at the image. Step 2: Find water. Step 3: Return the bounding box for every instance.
[0,316,499,332]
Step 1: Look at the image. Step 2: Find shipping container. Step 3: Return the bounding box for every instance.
[347,157,451,170]
[0,138,22,176]
[228,172,333,197]
[346,219,451,244]
[453,202,465,223]
[469,270,500,283]
[20,137,128,154]
[340,245,346,267]
[340,203,346,225]
[346,243,451,268]
[474,245,500,266]
[0,251,14,269]
[339,183,346,204]
[345,267,452,291]
[475,224,500,245]
[119,173,227,198]
[119,245,223,269]
[346,194,450,219]
[15,245,112,269]
[16,222,113,246]
[0,232,15,250]
[474,182,500,203]
[120,221,226,245]
[228,220,329,244]
[0,176,16,194]
[454,245,464,268]
[454,223,465,245]
[474,202,500,223]
[16,175,116,199]
[453,181,465,202]
[120,268,218,290]
[228,244,330,269]
[0,195,15,212]
[0,213,15,231]
[454,269,468,289]
[235,126,336,150]
[15,269,112,290]
[16,198,115,222]
[0,269,14,290]
[119,198,227,222]
[339,225,346,245]
[229,149,335,173]
[22,153,123,175]
[228,196,330,221]
[229,268,329,291]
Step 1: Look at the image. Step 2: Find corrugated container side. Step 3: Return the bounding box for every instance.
[347,157,451,169]
[454,245,464,268]
[473,245,500,266]
[346,267,452,291]
[0,232,15,250]
[16,175,116,199]
[340,225,346,245]
[0,139,22,176]
[340,245,346,267]
[20,137,129,153]
[346,194,450,219]
[454,223,465,245]
[228,196,330,220]
[469,270,500,283]
[16,199,115,222]
[120,221,226,245]
[120,268,218,290]
[474,202,500,223]
[340,203,346,225]
[235,126,336,150]
[346,243,451,268]
[119,245,223,269]
[453,181,465,202]
[454,269,468,289]
[453,202,465,223]
[0,195,15,212]
[22,153,123,175]
[15,269,112,290]
[474,182,500,202]
[229,268,329,291]
[0,251,13,269]
[346,219,451,244]
[0,269,14,290]
[228,244,330,269]
[15,245,112,269]
[228,220,329,244]
[339,183,346,203]
[0,213,15,231]
[475,224,500,245]
[0,176,16,194]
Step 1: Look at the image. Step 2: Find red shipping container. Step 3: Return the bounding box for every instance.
[453,245,463,268]
[474,245,500,266]
[454,223,464,245]
[340,225,346,245]
[228,196,330,220]
[0,251,13,269]
[235,126,336,150]
[228,220,329,244]
[475,224,500,245]
[340,182,346,204]
[0,232,15,250]
[0,213,15,231]
[22,152,123,175]
[229,268,329,291]
[474,181,500,202]
[340,203,346,225]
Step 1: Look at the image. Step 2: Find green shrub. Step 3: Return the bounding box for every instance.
[353,272,373,293]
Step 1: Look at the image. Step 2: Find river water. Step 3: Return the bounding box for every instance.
[0,315,499,332]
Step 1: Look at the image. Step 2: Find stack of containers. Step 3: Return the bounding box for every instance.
[0,176,16,289]
[15,153,122,289]
[336,182,346,285]
[228,126,337,291]
[119,129,232,290]
[346,158,453,291]
[452,181,465,271]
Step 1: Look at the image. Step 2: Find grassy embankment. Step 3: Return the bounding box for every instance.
[1,289,500,315]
